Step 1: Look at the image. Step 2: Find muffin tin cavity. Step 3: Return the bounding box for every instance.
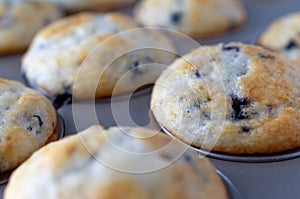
[158,122,300,163]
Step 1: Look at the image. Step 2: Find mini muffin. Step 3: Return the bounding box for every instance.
[151,42,300,154]
[0,1,63,55]
[259,12,300,65]
[34,0,137,12]
[22,12,175,99]
[4,125,228,199]
[134,0,247,37]
[0,78,56,173]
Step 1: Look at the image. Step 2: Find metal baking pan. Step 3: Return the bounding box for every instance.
[1,0,300,198]
[218,170,242,199]
[158,122,300,163]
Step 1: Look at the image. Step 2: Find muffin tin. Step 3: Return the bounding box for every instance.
[158,122,300,163]
[218,170,242,199]
[0,0,300,198]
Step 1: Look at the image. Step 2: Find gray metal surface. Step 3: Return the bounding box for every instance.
[0,0,300,198]
[217,170,242,199]
[211,158,300,199]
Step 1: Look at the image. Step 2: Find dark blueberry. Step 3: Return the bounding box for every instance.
[183,154,192,162]
[33,115,43,127]
[160,153,173,160]
[129,61,143,75]
[203,112,211,120]
[128,56,154,75]
[258,53,275,60]
[237,69,247,76]
[241,126,251,133]
[250,111,259,117]
[178,97,184,102]
[267,105,275,115]
[133,61,139,67]
[192,100,202,109]
[144,56,154,63]
[170,12,183,24]
[27,126,33,132]
[285,40,298,50]
[231,95,250,120]
[222,44,240,52]
[195,69,202,78]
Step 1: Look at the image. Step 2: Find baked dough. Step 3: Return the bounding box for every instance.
[259,12,300,65]
[22,12,175,99]
[134,0,247,37]
[151,42,300,154]
[0,1,63,55]
[0,78,56,173]
[39,0,137,12]
[4,125,228,199]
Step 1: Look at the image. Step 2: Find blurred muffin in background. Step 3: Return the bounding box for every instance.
[134,0,247,38]
[32,0,138,12]
[22,12,176,99]
[259,12,300,66]
[0,1,63,55]
[4,125,228,199]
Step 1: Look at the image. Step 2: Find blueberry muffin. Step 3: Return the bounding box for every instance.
[151,42,300,154]
[22,12,175,99]
[33,0,138,12]
[4,125,228,199]
[0,1,63,55]
[134,0,247,37]
[0,78,56,173]
[259,12,300,65]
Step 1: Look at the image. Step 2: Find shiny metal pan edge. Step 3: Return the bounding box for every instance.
[151,110,300,163]
[217,170,243,199]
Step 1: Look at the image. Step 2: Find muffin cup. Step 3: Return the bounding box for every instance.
[23,71,154,109]
[157,122,300,163]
